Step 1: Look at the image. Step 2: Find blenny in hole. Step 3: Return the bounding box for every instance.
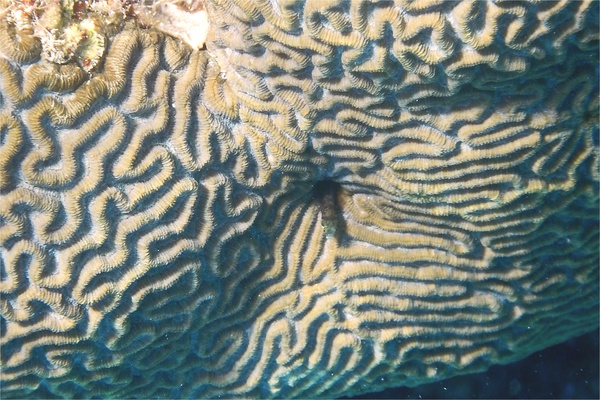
[313,180,342,238]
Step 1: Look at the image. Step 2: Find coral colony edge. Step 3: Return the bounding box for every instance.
[0,0,598,399]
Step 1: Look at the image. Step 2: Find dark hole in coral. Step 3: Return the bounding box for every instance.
[312,180,344,239]
[312,179,342,200]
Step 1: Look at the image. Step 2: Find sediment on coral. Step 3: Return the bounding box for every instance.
[0,0,598,398]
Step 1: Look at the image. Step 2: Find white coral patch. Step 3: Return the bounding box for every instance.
[135,0,209,50]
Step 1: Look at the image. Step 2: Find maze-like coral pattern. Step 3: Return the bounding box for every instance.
[1,0,598,398]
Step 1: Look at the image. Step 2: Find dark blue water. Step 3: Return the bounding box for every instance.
[351,329,599,399]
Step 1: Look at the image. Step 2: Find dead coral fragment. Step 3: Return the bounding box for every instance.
[134,0,209,50]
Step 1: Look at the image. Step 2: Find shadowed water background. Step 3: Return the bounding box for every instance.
[349,329,599,399]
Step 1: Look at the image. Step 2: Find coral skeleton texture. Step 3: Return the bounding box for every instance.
[0,0,598,398]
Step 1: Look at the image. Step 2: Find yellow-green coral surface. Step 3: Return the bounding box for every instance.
[0,0,598,398]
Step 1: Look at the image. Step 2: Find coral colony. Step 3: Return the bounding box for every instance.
[0,1,598,398]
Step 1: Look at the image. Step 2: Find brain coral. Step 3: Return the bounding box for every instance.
[0,0,598,398]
